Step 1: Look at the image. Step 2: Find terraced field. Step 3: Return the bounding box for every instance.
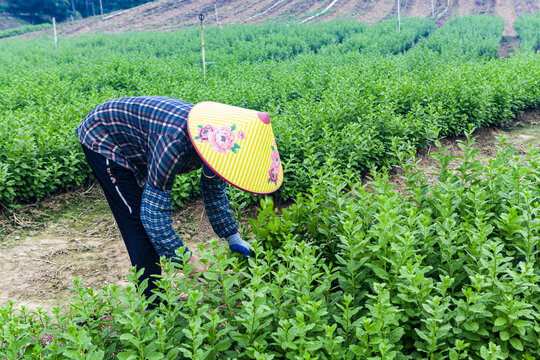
[16,0,535,37]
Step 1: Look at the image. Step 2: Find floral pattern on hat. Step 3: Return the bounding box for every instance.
[195,123,244,154]
[268,143,281,184]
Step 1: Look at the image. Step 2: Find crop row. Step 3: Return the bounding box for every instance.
[1,136,538,359]
[414,15,504,59]
[515,12,540,52]
[0,15,538,208]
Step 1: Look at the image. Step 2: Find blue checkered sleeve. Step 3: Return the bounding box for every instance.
[201,173,239,238]
[140,184,189,262]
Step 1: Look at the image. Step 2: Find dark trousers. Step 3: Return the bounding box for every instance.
[81,144,161,303]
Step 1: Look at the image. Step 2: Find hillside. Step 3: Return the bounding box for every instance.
[43,0,538,37]
[0,13,28,30]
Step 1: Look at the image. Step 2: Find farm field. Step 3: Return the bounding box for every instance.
[1,12,540,360]
[1,113,538,310]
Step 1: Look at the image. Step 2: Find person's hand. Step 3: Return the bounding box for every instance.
[227,232,252,258]
[186,253,206,276]
[229,243,252,257]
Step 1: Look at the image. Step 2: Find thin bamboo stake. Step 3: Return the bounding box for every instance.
[52,17,58,48]
[199,13,206,81]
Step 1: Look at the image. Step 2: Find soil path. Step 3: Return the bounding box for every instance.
[0,188,219,311]
[0,110,538,311]
[409,0,433,19]
[496,0,518,36]
[458,0,476,16]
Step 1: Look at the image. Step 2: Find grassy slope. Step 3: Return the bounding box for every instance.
[0,14,29,31]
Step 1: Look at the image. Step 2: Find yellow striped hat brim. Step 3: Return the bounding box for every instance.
[187,101,283,194]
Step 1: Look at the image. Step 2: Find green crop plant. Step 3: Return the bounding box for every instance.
[1,134,538,359]
[0,15,539,211]
[413,15,505,60]
[515,12,540,53]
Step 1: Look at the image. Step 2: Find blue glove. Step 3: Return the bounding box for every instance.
[226,232,252,257]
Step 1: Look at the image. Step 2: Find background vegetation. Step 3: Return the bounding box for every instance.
[514,12,540,52]
[3,0,155,23]
[0,15,538,208]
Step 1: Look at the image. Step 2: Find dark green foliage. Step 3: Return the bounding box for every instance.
[6,0,70,22]
[1,136,538,359]
[71,0,154,18]
[0,16,538,210]
[5,0,155,22]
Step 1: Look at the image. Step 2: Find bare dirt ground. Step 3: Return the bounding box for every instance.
[458,0,476,16]
[0,186,220,311]
[1,109,538,312]
[10,0,531,39]
[498,35,521,57]
[496,0,519,36]
[391,109,540,192]
[409,0,433,19]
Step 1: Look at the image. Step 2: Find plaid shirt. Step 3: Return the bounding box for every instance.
[77,96,238,260]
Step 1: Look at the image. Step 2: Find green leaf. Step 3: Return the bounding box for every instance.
[178,348,193,358]
[494,317,506,327]
[368,263,389,280]
[215,339,232,352]
[62,350,81,358]
[509,337,523,351]
[499,330,509,341]
[513,320,529,328]
[449,349,458,360]
[146,352,165,360]
[477,328,489,337]
[88,350,105,360]
[350,345,364,355]
[117,351,137,360]
[231,143,241,153]
[464,321,479,332]
[231,124,236,131]
[480,346,489,358]
[205,272,219,281]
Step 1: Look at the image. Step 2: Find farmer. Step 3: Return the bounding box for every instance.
[76,96,283,303]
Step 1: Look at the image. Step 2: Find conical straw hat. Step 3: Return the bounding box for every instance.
[187,101,283,194]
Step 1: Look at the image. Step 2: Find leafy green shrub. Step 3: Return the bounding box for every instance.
[1,134,538,359]
[335,18,436,55]
[515,13,540,52]
[413,15,504,60]
[0,16,538,208]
